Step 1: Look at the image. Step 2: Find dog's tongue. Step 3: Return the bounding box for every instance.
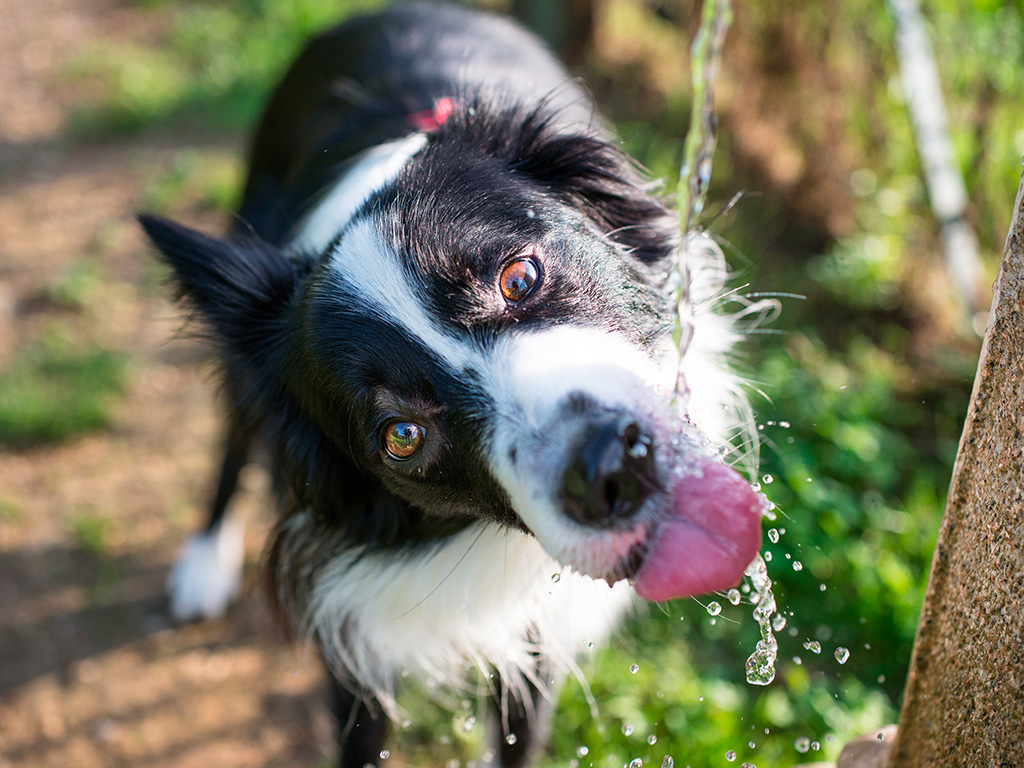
[633,461,763,602]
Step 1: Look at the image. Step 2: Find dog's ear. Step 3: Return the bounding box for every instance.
[139,214,304,358]
[511,127,678,266]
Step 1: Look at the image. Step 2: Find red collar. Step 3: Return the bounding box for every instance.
[407,97,454,133]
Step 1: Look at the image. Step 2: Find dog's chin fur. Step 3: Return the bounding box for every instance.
[144,1,777,757]
[287,517,634,717]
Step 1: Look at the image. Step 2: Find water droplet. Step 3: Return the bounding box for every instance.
[707,601,722,616]
[588,641,594,648]
[794,736,810,753]
[803,640,822,654]
[763,551,772,562]
[576,746,589,757]
[792,656,803,665]
[876,731,887,741]
[380,749,390,759]
[505,733,517,746]
[761,474,774,484]
[819,583,827,591]
[743,553,778,686]
[792,561,803,571]
[767,528,779,544]
[725,750,737,762]
[551,572,561,582]
[748,740,756,749]
[826,735,835,743]
[463,716,477,731]
[661,758,674,768]
[727,588,741,605]
[834,646,850,664]
[641,734,655,746]
[629,760,643,768]
[811,741,820,751]
[741,764,756,768]
[771,614,787,632]
[779,421,790,428]
[629,663,640,674]
[622,723,634,736]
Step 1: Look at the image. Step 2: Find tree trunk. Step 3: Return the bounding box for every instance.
[888,167,1024,765]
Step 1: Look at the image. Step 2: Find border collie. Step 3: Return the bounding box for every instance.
[140,3,764,766]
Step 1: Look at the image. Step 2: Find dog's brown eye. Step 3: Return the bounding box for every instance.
[499,257,539,303]
[383,421,425,460]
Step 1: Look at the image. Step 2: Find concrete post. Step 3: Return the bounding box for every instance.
[886,168,1024,765]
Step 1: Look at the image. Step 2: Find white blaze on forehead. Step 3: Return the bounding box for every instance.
[291,133,429,255]
[325,218,475,371]
[497,325,674,418]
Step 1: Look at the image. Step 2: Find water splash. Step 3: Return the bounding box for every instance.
[672,0,733,404]
[744,554,778,685]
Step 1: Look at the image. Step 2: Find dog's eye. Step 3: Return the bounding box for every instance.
[499,256,540,303]
[383,421,425,460]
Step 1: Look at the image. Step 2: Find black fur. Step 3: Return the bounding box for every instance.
[143,4,692,766]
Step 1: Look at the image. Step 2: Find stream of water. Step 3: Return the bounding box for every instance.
[671,0,780,688]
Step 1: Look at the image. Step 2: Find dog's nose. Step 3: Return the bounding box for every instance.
[560,416,657,527]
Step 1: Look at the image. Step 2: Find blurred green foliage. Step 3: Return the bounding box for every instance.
[0,325,128,447]
[68,0,385,136]
[58,0,1020,764]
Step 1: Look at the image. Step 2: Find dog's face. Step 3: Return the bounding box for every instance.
[142,108,761,602]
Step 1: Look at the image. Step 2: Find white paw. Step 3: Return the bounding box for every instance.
[167,516,245,621]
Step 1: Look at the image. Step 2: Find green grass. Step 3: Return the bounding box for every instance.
[139,148,244,214]
[0,328,129,447]
[68,0,386,137]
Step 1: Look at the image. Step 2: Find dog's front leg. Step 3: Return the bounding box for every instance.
[491,661,556,768]
[329,673,390,768]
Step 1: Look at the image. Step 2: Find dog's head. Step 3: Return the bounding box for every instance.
[141,105,762,603]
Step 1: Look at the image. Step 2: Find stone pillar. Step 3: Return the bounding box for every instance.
[887,169,1024,765]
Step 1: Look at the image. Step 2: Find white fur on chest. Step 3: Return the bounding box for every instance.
[307,520,634,714]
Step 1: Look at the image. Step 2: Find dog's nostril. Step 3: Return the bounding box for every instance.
[602,476,621,511]
[560,417,658,528]
[622,421,641,451]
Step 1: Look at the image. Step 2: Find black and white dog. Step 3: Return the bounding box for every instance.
[141,3,764,766]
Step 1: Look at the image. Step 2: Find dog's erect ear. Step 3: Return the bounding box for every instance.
[509,121,678,266]
[139,213,304,357]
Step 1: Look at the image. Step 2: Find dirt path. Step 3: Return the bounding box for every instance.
[0,2,332,766]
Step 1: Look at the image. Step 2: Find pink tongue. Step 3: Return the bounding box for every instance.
[633,461,763,602]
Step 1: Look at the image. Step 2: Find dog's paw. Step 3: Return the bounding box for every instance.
[167,516,245,622]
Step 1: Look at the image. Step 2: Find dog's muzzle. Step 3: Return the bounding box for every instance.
[560,415,658,527]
